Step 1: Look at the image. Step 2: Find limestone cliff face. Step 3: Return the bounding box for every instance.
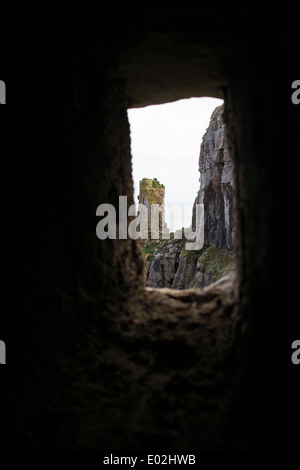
[146,238,235,289]
[144,104,235,289]
[194,104,235,250]
[145,239,182,288]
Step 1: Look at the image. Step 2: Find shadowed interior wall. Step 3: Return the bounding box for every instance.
[1,6,299,449]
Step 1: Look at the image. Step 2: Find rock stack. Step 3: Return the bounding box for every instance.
[138,178,168,239]
[144,103,236,289]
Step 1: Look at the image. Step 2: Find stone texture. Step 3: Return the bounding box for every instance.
[145,104,235,289]
[172,252,199,289]
[193,104,235,250]
[146,239,182,288]
[2,6,300,452]
[138,178,168,238]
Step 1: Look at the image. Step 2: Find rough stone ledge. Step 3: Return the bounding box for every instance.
[146,271,237,300]
[108,272,239,352]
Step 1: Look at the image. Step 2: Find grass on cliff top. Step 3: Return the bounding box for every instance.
[140,177,165,189]
[143,239,162,256]
[143,235,181,259]
[180,249,199,258]
[152,178,165,188]
[198,244,235,281]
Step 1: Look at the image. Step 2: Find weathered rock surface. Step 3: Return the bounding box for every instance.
[145,238,235,289]
[138,178,168,238]
[194,104,235,250]
[146,239,182,288]
[145,104,235,289]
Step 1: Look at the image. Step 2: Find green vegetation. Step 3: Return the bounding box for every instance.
[152,177,165,189]
[197,244,235,281]
[143,239,162,256]
[140,177,165,189]
[180,249,197,259]
[179,248,199,265]
[145,188,156,205]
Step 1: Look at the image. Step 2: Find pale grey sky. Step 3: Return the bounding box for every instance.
[127,97,223,230]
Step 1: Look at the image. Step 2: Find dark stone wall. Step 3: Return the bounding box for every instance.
[225,19,300,447]
[1,6,299,450]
